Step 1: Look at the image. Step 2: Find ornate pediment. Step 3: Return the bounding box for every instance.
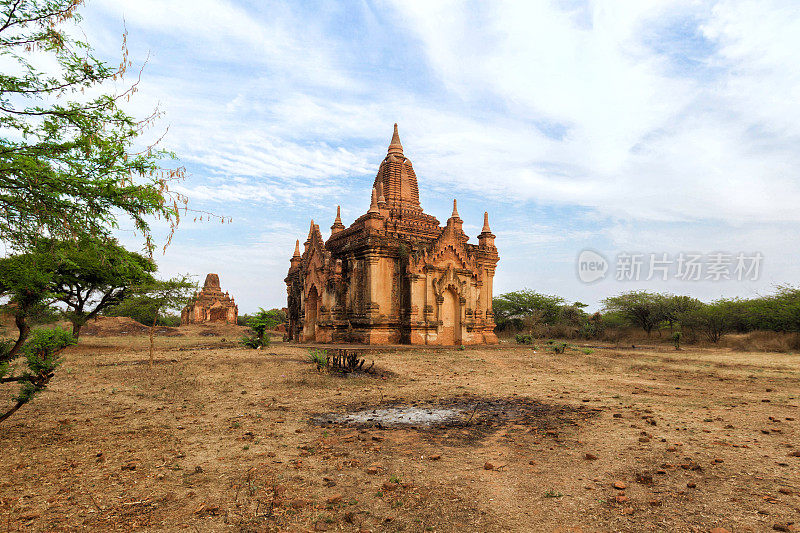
[432,264,467,298]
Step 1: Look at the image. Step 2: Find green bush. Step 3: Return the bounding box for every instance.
[515,334,535,345]
[308,349,328,370]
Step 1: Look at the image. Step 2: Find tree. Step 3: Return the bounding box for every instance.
[109,276,196,367]
[42,237,156,339]
[0,328,75,423]
[682,299,739,343]
[0,252,56,360]
[493,290,566,331]
[0,0,185,250]
[241,308,286,348]
[602,291,666,337]
[661,295,703,331]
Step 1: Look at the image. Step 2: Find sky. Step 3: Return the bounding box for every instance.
[76,0,800,313]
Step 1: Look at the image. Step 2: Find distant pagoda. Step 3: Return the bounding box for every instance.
[181,273,238,325]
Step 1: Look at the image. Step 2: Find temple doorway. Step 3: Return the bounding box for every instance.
[209,307,227,322]
[440,288,461,345]
[304,286,319,342]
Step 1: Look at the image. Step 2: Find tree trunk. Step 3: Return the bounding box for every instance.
[72,321,83,341]
[149,314,156,368]
[5,313,30,362]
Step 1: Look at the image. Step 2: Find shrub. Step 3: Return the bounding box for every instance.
[671,331,682,350]
[240,335,269,349]
[515,334,535,345]
[308,349,328,370]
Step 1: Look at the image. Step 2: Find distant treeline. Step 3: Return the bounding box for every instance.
[493,286,800,345]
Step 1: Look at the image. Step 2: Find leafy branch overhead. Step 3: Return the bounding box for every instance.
[0,0,188,251]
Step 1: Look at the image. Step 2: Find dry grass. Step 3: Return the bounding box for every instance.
[1,330,799,532]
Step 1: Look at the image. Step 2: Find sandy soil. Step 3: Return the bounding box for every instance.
[1,331,798,532]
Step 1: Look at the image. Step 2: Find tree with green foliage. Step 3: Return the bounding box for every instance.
[0,252,56,360]
[0,328,75,423]
[0,0,185,251]
[681,299,740,343]
[109,276,196,367]
[40,237,156,339]
[493,290,566,331]
[602,291,666,337]
[241,308,286,348]
[661,295,703,331]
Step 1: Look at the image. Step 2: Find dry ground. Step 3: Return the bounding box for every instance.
[1,329,799,532]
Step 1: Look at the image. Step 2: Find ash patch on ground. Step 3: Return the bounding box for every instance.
[311,395,600,443]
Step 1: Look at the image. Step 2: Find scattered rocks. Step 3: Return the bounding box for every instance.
[290,498,308,509]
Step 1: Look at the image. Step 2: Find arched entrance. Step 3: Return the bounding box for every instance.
[209,307,227,322]
[304,286,319,342]
[439,288,461,345]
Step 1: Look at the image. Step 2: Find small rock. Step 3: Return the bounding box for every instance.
[613,413,623,418]
[788,451,800,457]
[290,499,308,509]
[194,465,204,474]
[613,481,627,490]
[381,482,398,492]
[648,499,662,506]
[484,462,495,470]
[778,487,793,495]
[529,460,537,465]
[773,524,795,532]
[326,493,342,504]
[429,454,442,461]
[585,453,598,460]
[687,482,697,488]
[615,494,629,503]
[710,528,731,533]
[366,466,379,475]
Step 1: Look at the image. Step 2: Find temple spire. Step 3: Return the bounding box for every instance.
[331,205,345,234]
[388,123,403,156]
[451,199,460,219]
[368,186,379,214]
[482,211,491,233]
[293,239,300,257]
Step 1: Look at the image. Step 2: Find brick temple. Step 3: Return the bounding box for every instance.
[285,125,499,345]
[181,273,238,325]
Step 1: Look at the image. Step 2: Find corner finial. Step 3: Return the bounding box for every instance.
[388,123,403,156]
[307,219,316,239]
[293,239,300,257]
[368,186,379,213]
[377,182,386,205]
[451,198,460,219]
[482,211,491,233]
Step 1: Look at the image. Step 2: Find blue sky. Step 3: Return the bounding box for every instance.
[78,0,800,313]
